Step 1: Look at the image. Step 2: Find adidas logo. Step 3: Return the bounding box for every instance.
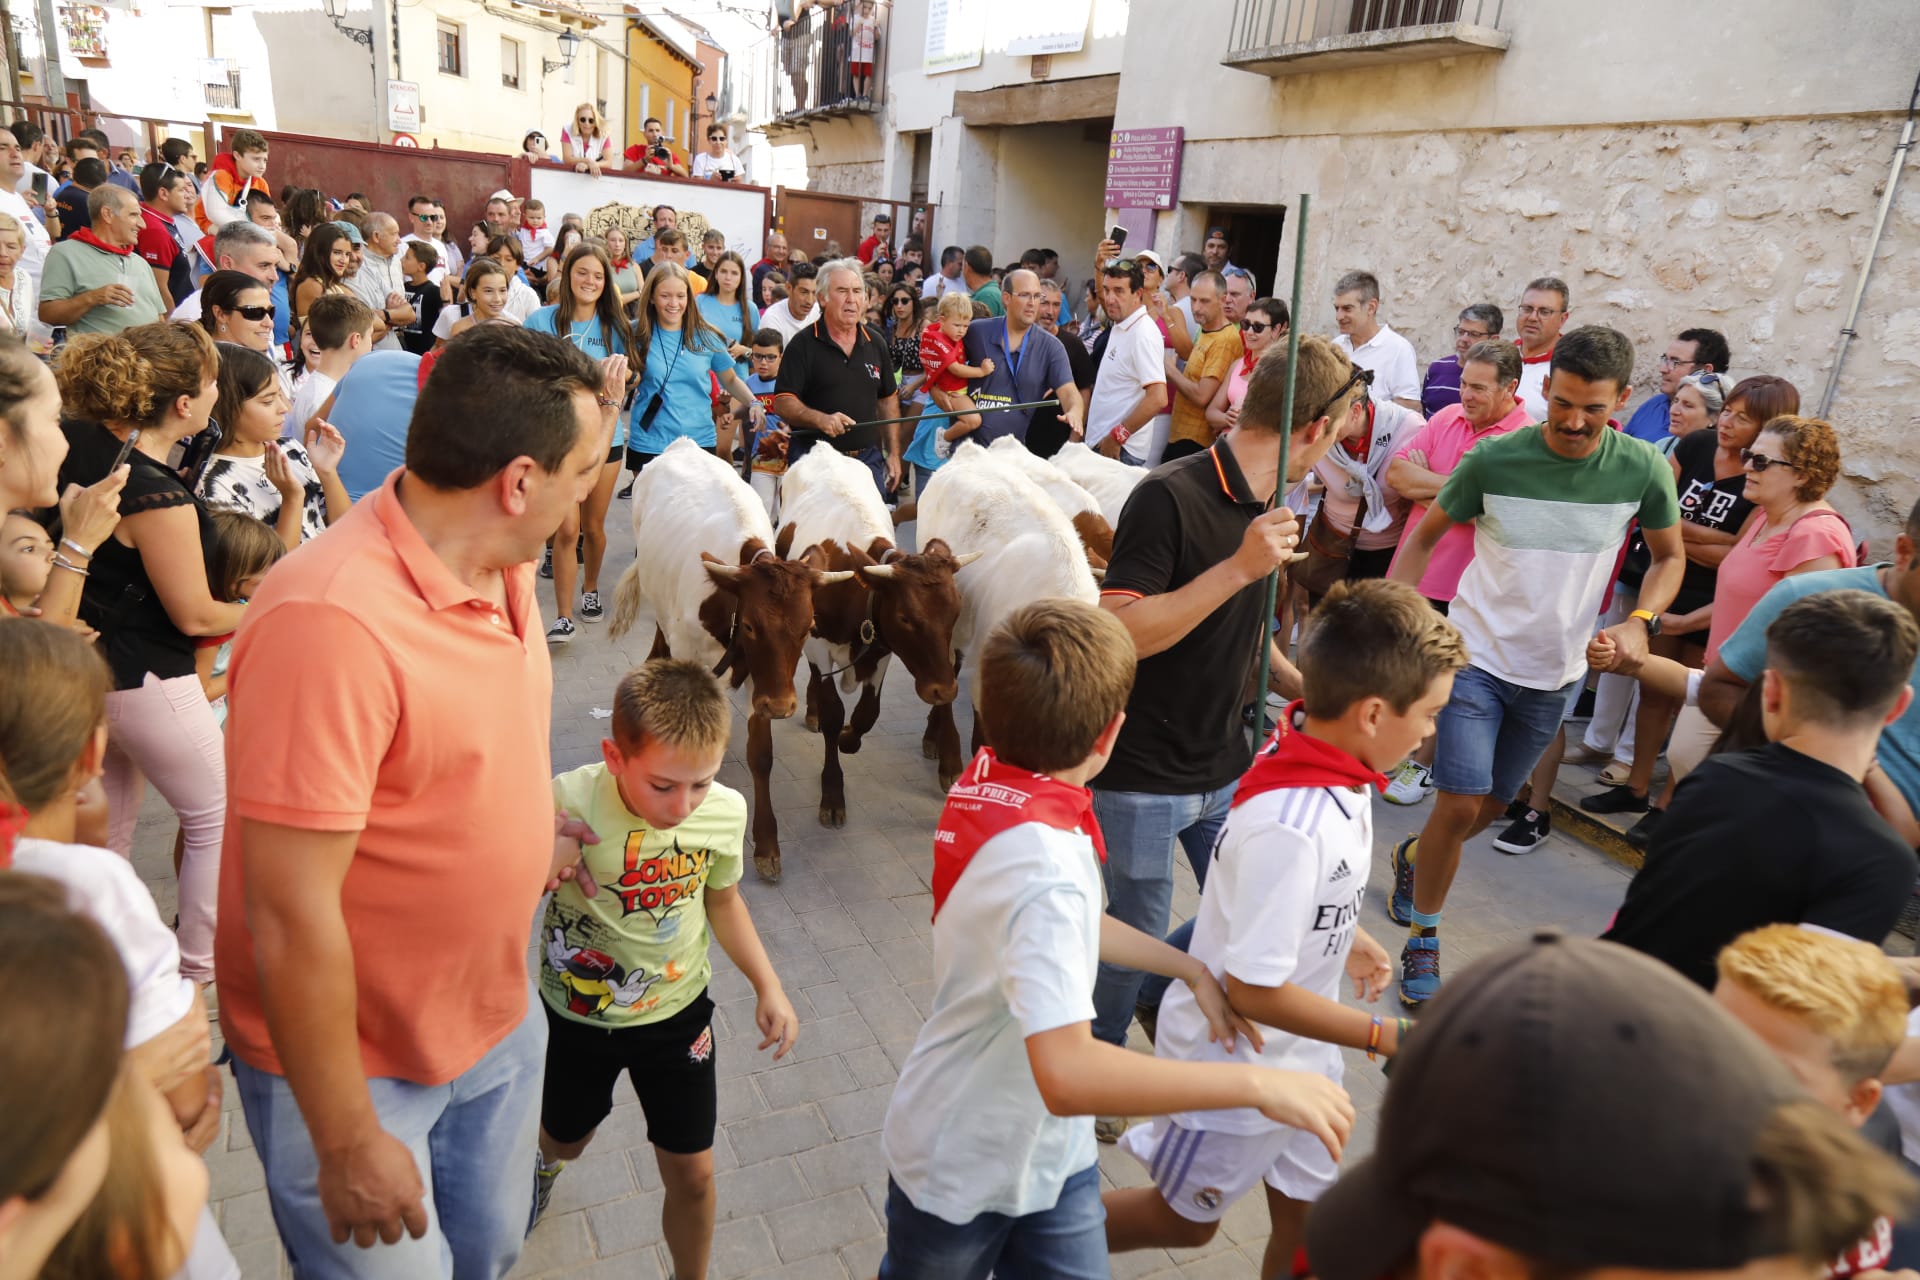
[1329,860,1352,883]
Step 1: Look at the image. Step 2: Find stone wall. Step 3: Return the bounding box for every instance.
[803,160,886,198]
[1178,114,1920,546]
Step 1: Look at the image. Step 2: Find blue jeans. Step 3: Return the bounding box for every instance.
[1089,784,1233,1045]
[878,1162,1107,1280]
[1430,663,1578,802]
[232,993,547,1280]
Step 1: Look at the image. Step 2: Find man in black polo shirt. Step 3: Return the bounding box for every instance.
[1089,335,1359,1132]
[772,257,900,498]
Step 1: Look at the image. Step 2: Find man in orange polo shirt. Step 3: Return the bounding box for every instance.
[215,325,624,1278]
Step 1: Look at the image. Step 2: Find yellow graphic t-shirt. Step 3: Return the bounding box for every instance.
[541,762,746,1029]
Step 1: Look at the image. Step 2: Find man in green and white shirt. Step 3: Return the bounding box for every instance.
[1387,325,1684,1007]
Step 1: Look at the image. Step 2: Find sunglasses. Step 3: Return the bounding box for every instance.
[418,213,445,222]
[1739,448,1795,473]
[1243,320,1277,335]
[235,303,275,321]
[1310,365,1374,422]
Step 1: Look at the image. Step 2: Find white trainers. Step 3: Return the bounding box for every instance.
[1383,759,1435,806]
[546,616,576,644]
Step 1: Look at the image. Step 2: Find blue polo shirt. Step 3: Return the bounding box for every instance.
[329,350,422,501]
[1716,564,1920,811]
[1623,392,1671,444]
[961,317,1073,445]
[271,273,290,348]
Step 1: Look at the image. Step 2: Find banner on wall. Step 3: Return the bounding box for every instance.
[923,0,983,73]
[1006,0,1092,55]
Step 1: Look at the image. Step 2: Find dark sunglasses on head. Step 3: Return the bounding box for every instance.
[1310,364,1374,422]
[1739,447,1795,473]
[235,303,275,321]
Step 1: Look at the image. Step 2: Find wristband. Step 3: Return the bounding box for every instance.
[1366,1015,1383,1061]
[1110,426,1131,445]
[596,394,619,408]
[59,537,93,559]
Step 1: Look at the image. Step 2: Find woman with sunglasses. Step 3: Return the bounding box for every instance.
[197,269,293,407]
[561,103,616,176]
[691,126,742,182]
[1204,298,1288,436]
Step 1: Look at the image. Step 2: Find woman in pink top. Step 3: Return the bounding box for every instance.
[1203,298,1288,433]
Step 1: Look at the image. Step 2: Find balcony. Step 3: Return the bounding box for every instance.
[1225,0,1509,76]
[202,59,243,113]
[742,0,890,134]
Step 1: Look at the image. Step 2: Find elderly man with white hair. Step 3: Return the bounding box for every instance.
[771,257,902,498]
[350,211,416,350]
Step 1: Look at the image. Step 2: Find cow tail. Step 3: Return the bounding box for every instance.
[609,561,643,639]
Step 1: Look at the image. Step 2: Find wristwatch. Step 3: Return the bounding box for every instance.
[1629,608,1662,636]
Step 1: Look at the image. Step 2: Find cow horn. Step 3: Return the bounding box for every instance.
[704,561,747,585]
[1089,565,1107,581]
[813,569,857,585]
[861,563,897,580]
[951,550,985,567]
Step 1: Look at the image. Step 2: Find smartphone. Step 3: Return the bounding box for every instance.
[109,427,140,473]
[30,173,48,202]
[1108,224,1128,250]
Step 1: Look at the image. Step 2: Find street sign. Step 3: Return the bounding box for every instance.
[392,133,418,148]
[1104,126,1184,211]
[387,79,420,134]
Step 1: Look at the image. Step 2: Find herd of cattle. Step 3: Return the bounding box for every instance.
[609,436,1145,880]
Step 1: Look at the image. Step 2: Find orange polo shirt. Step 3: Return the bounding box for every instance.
[215,470,555,1085]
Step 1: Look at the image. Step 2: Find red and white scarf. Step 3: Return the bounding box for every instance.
[930,747,1105,918]
[1233,702,1388,809]
[70,227,134,256]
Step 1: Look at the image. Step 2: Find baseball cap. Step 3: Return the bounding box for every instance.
[1205,224,1229,241]
[1135,249,1165,273]
[330,219,363,246]
[1307,931,1812,1280]
[488,188,515,203]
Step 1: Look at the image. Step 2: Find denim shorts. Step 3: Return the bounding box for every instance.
[878,1162,1107,1280]
[1431,664,1577,802]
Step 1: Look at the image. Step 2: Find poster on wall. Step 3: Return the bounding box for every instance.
[923,0,983,73]
[387,80,420,134]
[1005,0,1093,55]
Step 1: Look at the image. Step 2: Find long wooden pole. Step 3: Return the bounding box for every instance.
[1255,193,1310,734]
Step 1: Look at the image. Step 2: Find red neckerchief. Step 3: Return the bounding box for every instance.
[0,802,26,867]
[930,747,1106,919]
[1521,342,1555,365]
[1240,349,1258,377]
[71,227,135,257]
[1233,702,1388,809]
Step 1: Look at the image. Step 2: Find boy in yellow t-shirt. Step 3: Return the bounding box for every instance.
[535,659,799,1279]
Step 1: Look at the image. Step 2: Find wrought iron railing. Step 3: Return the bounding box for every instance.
[742,0,891,128]
[202,60,242,112]
[1228,0,1504,56]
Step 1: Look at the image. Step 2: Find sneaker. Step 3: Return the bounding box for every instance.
[1492,807,1551,854]
[617,480,635,500]
[1382,760,1434,806]
[1095,1116,1128,1144]
[546,616,576,644]
[539,546,553,579]
[531,1156,565,1231]
[1387,834,1417,926]
[580,591,603,623]
[1624,807,1666,850]
[1400,934,1441,1009]
[1502,794,1529,822]
[1580,784,1650,815]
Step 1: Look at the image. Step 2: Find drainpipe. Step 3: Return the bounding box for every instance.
[1818,69,1919,418]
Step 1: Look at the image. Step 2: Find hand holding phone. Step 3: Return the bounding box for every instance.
[1108,224,1128,251]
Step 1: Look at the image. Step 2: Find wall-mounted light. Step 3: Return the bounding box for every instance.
[543,27,578,74]
[320,0,373,48]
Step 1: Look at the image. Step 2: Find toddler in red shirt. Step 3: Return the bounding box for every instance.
[919,292,994,458]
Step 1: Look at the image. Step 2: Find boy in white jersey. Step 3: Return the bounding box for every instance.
[879,599,1356,1280]
[1107,579,1467,1273]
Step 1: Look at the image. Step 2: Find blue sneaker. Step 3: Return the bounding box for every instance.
[1387,834,1417,926]
[1400,935,1441,1009]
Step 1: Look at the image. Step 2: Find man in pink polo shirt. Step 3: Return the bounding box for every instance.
[1377,338,1529,803]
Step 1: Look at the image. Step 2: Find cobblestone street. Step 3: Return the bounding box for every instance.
[134,512,1639,1279]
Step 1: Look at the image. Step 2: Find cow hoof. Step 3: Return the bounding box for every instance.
[838,729,864,754]
[921,736,940,761]
[938,767,961,793]
[820,800,846,828]
[753,850,783,882]
[803,714,820,734]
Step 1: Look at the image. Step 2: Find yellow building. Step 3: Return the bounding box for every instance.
[624,15,700,155]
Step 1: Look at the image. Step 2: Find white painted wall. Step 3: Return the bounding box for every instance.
[398,2,615,153]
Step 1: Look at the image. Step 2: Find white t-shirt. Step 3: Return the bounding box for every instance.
[1517,351,1553,422]
[1086,304,1167,460]
[691,150,742,181]
[921,271,969,301]
[1335,323,1420,406]
[288,369,338,439]
[1155,782,1371,1135]
[760,298,819,348]
[195,441,328,543]
[400,233,461,286]
[518,224,556,267]
[883,822,1101,1223]
[0,186,50,284]
[11,837,197,1048]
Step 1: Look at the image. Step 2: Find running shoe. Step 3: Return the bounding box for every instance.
[546,617,576,644]
[1095,1116,1128,1144]
[1387,834,1417,926]
[1580,784,1650,815]
[580,591,603,623]
[1492,807,1551,855]
[1400,934,1441,1009]
[531,1156,565,1231]
[1382,760,1434,806]
[539,546,553,579]
[617,480,635,499]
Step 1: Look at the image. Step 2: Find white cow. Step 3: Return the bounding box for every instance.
[609,438,851,879]
[1051,439,1148,527]
[985,435,1115,567]
[917,441,1100,769]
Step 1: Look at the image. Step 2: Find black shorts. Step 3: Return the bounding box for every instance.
[606,442,626,464]
[539,992,717,1153]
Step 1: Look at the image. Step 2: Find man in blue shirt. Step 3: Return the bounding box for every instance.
[1622,327,1730,443]
[961,269,1083,446]
[1699,495,1920,825]
[329,350,423,501]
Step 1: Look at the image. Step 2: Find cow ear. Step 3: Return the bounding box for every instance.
[775,522,797,560]
[704,561,746,592]
[921,537,953,559]
[795,542,829,571]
